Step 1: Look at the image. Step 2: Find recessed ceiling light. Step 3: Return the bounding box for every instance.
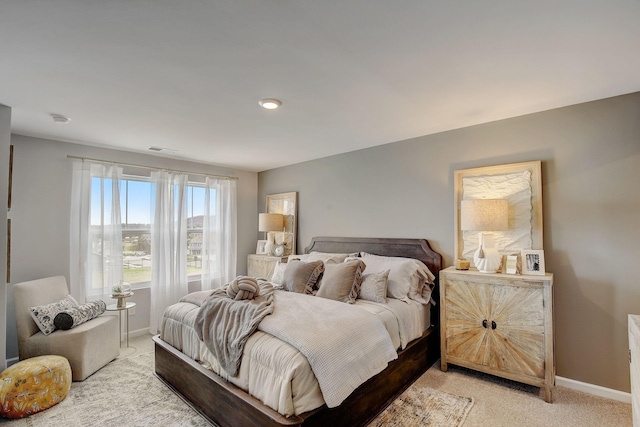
[258,98,282,110]
[50,113,71,124]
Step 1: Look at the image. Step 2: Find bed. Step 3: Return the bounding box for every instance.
[154,236,443,427]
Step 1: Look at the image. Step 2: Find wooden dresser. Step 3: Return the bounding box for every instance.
[440,267,555,402]
[247,254,287,280]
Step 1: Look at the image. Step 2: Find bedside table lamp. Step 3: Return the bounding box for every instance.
[461,199,508,273]
[258,213,283,255]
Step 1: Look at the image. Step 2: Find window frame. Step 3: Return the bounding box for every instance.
[91,173,210,290]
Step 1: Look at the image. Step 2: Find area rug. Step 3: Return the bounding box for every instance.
[7,348,472,427]
[22,352,211,427]
[369,386,474,427]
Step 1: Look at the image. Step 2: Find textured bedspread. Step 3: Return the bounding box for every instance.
[258,291,398,408]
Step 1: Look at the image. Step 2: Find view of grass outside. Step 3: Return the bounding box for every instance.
[122,264,202,284]
[122,231,204,284]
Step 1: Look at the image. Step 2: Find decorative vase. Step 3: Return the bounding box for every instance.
[473,233,501,273]
[264,232,275,256]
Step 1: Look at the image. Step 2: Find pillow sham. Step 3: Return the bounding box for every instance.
[316,259,366,304]
[28,295,78,336]
[270,261,287,289]
[288,251,358,265]
[282,260,324,294]
[356,253,435,303]
[53,300,107,330]
[358,269,390,304]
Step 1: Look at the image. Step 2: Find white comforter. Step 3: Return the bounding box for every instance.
[258,291,397,407]
[160,290,429,416]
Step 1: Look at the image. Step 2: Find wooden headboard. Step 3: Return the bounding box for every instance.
[304,236,443,280]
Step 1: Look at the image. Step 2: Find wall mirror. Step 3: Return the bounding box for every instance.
[266,192,298,256]
[454,161,543,267]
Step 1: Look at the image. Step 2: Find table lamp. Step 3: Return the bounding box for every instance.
[461,199,508,273]
[258,213,284,255]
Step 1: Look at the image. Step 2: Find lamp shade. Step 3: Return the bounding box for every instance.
[258,213,284,232]
[460,199,508,231]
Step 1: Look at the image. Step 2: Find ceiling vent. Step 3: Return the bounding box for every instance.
[50,113,71,123]
[148,146,178,154]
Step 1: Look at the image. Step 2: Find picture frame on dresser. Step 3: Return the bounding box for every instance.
[521,249,545,275]
[454,161,543,268]
[256,240,268,255]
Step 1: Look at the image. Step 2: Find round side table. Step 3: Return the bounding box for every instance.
[106,301,136,348]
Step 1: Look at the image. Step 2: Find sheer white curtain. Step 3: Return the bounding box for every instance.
[150,171,189,334]
[201,177,237,290]
[70,161,123,303]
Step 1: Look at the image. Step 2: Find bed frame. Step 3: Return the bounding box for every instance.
[154,236,443,427]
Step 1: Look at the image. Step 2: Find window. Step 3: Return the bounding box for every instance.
[120,178,153,285]
[90,176,214,287]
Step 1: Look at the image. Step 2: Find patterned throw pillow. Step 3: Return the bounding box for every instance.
[54,300,107,330]
[359,269,390,304]
[270,261,287,289]
[28,295,78,335]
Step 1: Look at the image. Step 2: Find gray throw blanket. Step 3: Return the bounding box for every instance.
[195,281,274,377]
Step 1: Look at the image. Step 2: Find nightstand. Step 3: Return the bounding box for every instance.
[247,254,287,280]
[440,267,555,402]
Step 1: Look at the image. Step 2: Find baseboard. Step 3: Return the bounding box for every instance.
[6,356,19,368]
[556,376,631,404]
[128,327,151,338]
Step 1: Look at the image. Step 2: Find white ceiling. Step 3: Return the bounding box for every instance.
[2,1,639,172]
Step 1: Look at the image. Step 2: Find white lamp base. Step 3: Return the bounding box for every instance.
[473,233,501,274]
[264,232,276,255]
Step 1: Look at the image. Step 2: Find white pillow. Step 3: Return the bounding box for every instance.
[270,261,287,289]
[356,253,435,303]
[288,251,357,265]
[359,270,389,304]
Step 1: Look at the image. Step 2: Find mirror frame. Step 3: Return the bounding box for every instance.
[266,191,298,256]
[454,161,543,266]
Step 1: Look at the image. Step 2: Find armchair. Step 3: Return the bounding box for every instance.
[13,276,120,381]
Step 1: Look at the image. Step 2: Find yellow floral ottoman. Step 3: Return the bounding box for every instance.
[0,355,71,419]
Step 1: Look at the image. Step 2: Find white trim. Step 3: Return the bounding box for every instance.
[556,376,631,403]
[129,327,151,338]
[6,356,19,368]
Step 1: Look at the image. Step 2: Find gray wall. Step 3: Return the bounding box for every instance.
[5,135,258,360]
[0,105,11,369]
[259,91,640,393]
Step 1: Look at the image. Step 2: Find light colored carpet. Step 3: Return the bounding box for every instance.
[418,364,632,427]
[1,334,632,426]
[369,385,473,426]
